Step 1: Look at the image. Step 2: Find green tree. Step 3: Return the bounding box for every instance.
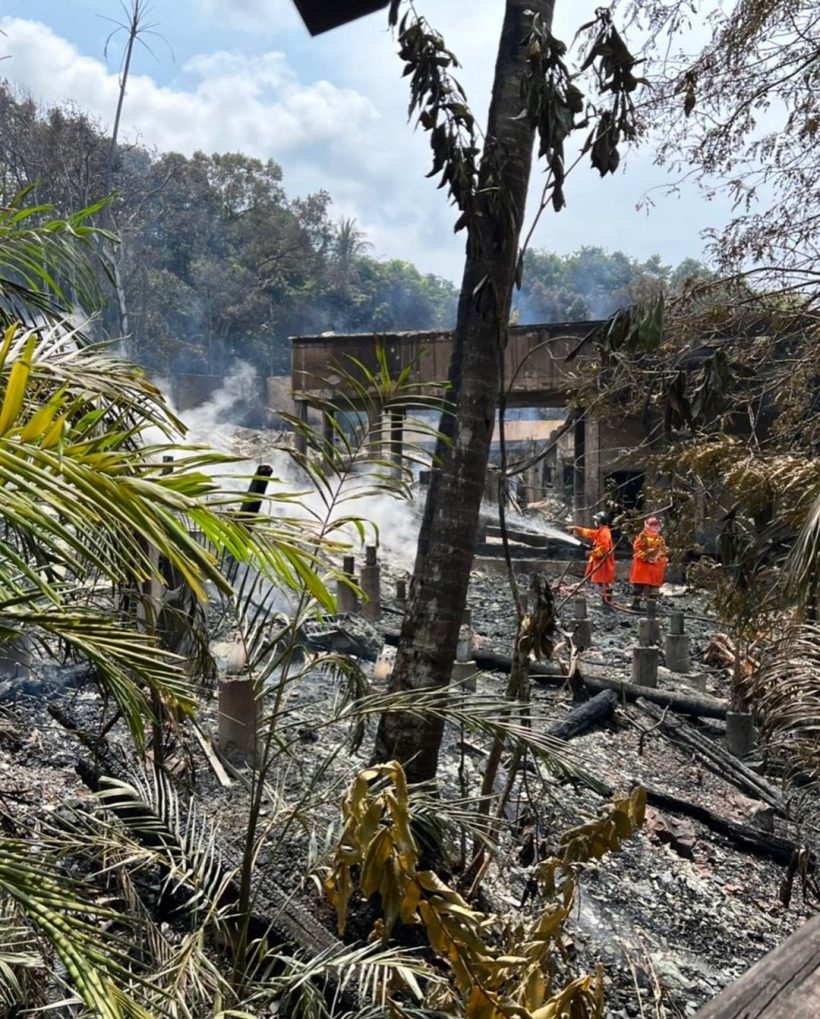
[627,0,820,293]
[122,149,334,374]
[0,85,459,378]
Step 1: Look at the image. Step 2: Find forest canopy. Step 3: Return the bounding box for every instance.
[0,82,705,378]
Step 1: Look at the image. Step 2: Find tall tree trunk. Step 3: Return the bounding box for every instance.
[374,0,556,783]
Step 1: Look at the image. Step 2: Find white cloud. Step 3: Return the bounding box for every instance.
[1,17,378,153]
[0,6,731,284]
[201,0,303,34]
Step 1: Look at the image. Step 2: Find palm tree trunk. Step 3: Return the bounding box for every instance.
[374,0,556,783]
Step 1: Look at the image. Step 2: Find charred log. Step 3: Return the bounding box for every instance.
[637,699,786,815]
[472,644,728,719]
[547,689,618,741]
[641,786,802,866]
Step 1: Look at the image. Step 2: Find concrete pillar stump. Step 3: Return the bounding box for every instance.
[664,611,690,673]
[218,677,258,765]
[644,599,661,644]
[665,633,691,674]
[726,711,756,758]
[637,618,654,646]
[669,611,685,635]
[337,555,357,614]
[360,545,381,621]
[632,646,658,688]
[452,660,478,693]
[457,609,473,662]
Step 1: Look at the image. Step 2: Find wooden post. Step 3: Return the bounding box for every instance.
[322,410,334,465]
[367,408,383,460]
[242,464,273,516]
[224,466,273,584]
[573,413,586,518]
[584,415,602,512]
[485,469,500,505]
[390,408,404,480]
[295,400,309,455]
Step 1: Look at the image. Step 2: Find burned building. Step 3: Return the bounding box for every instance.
[288,322,653,519]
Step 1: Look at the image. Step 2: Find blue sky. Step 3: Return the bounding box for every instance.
[0,1,729,284]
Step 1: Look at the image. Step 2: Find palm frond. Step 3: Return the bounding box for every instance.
[0,190,114,325]
[240,939,439,1018]
[752,621,820,797]
[335,686,600,791]
[92,768,229,917]
[786,486,820,611]
[0,838,154,1019]
[0,901,42,1012]
[5,604,197,744]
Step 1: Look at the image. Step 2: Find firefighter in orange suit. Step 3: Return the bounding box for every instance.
[629,515,668,610]
[571,511,615,606]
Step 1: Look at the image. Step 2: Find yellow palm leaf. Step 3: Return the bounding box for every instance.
[0,334,36,436]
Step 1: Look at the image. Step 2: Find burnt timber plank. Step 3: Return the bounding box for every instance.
[694,913,820,1018]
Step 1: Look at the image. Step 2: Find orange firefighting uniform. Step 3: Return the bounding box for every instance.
[629,528,668,588]
[576,524,616,588]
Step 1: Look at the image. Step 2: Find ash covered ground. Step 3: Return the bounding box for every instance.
[0,484,815,1018]
[359,549,813,1017]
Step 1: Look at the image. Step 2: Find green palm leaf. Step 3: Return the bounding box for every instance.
[0,189,113,325]
[0,839,153,1019]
